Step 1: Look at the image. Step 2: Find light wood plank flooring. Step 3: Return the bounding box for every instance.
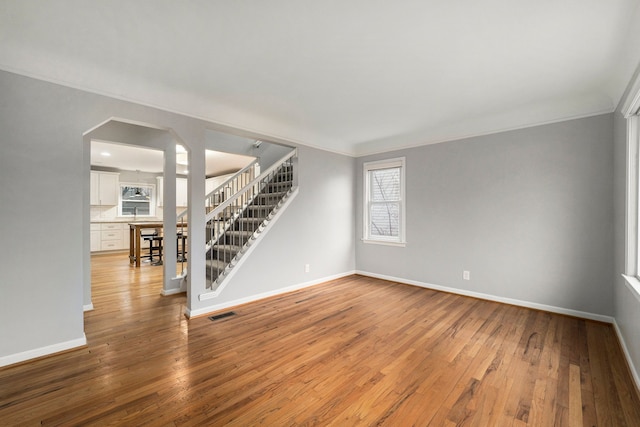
[1,252,639,425]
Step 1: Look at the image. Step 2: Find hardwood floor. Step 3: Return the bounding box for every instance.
[1,252,639,425]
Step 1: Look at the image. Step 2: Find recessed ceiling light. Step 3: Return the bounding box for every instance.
[101,151,111,157]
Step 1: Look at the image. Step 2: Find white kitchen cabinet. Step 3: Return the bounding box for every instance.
[90,171,120,206]
[90,172,100,205]
[156,177,188,207]
[176,177,188,207]
[90,223,101,252]
[91,223,127,252]
[156,176,163,207]
[122,227,130,248]
[100,223,122,231]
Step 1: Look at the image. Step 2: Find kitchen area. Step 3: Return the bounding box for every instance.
[89,168,188,255]
[90,141,255,266]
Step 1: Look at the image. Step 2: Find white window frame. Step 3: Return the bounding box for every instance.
[622,72,640,299]
[363,157,406,246]
[118,182,156,217]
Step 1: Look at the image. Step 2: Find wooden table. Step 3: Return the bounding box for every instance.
[128,222,187,267]
[129,222,162,267]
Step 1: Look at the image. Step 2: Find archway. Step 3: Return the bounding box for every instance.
[82,118,187,310]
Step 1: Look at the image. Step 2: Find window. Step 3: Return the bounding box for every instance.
[630,115,640,277]
[119,183,156,217]
[363,157,406,245]
[622,72,640,297]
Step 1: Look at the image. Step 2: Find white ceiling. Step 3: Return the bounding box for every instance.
[91,141,255,177]
[2,1,640,156]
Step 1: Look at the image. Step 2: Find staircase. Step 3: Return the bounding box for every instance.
[205,150,296,290]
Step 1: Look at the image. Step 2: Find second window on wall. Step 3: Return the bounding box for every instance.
[363,157,406,245]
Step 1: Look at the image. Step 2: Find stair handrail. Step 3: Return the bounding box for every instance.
[205,159,259,207]
[176,158,260,221]
[206,148,297,223]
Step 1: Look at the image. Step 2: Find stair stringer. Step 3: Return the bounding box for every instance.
[199,186,299,301]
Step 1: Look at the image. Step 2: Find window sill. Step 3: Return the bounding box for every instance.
[621,274,640,303]
[362,239,406,247]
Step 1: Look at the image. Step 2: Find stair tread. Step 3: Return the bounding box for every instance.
[212,244,243,251]
[256,191,288,196]
[205,259,227,269]
[247,204,276,209]
[225,230,253,235]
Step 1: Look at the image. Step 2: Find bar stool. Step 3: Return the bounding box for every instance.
[142,229,162,265]
[150,235,163,266]
[177,231,187,262]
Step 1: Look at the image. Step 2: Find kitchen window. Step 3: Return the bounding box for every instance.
[363,157,406,245]
[119,183,156,217]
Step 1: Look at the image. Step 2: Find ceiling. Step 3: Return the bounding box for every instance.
[91,141,255,177]
[2,1,640,156]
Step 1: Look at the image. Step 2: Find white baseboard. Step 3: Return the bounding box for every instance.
[0,335,87,368]
[187,270,356,318]
[83,303,94,312]
[161,288,185,296]
[355,270,615,324]
[613,320,640,394]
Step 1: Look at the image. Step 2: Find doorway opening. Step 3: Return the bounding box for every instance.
[83,118,259,312]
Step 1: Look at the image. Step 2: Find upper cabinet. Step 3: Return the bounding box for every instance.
[90,171,120,206]
[156,176,163,207]
[156,177,188,207]
[176,178,188,207]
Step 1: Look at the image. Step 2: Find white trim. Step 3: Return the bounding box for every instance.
[83,116,170,136]
[361,239,406,247]
[613,319,640,395]
[198,188,299,301]
[622,274,640,303]
[363,157,406,245]
[161,288,185,296]
[626,116,639,275]
[362,157,405,169]
[0,335,87,368]
[188,270,356,318]
[83,303,94,312]
[118,182,157,218]
[355,270,615,324]
[622,70,640,118]
[83,117,115,136]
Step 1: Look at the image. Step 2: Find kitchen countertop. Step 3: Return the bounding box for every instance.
[91,218,163,224]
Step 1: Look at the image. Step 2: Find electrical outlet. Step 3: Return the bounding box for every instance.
[463,271,470,280]
[305,264,310,273]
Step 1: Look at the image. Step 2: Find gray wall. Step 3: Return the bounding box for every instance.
[204,128,293,173]
[0,70,355,363]
[197,145,356,311]
[356,114,615,316]
[0,72,88,359]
